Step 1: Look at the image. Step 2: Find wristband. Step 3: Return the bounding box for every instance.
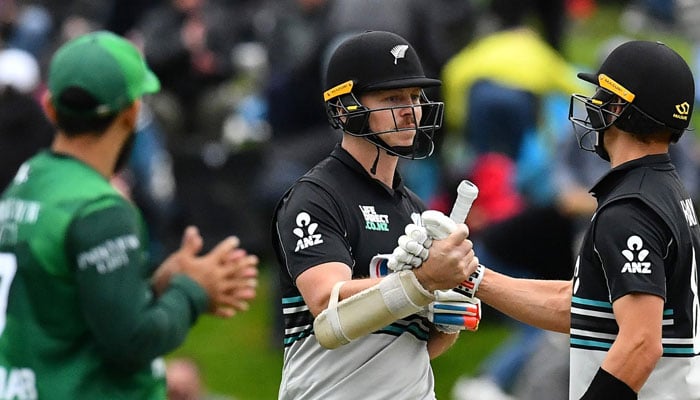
[454,264,484,299]
[580,367,637,400]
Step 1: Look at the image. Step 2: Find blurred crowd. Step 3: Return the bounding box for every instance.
[2,0,700,399]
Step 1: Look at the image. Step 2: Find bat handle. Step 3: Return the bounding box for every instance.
[449,180,479,224]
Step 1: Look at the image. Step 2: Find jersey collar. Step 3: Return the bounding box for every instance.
[591,153,673,197]
[331,144,407,195]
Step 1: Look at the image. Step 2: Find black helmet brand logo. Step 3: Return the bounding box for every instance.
[674,102,690,121]
[390,45,409,65]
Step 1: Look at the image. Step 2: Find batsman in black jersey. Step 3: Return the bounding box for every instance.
[272,31,479,399]
[472,40,700,399]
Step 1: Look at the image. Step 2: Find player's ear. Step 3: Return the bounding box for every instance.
[117,99,141,131]
[41,92,57,124]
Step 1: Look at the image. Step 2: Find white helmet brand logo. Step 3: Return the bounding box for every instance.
[620,235,652,274]
[390,45,409,65]
[293,212,323,252]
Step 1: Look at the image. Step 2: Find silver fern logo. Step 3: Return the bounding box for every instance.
[391,45,409,64]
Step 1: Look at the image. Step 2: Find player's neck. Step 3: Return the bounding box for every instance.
[606,128,670,168]
[51,128,124,179]
[342,136,398,186]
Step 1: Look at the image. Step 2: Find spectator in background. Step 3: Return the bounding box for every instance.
[441,0,583,166]
[134,0,251,141]
[322,0,475,81]
[131,0,272,257]
[257,0,330,138]
[0,47,53,191]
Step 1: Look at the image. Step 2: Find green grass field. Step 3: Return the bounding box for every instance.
[168,3,697,399]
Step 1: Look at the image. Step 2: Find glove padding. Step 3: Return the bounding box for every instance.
[428,290,481,334]
[421,210,458,240]
[387,223,432,271]
[387,211,455,272]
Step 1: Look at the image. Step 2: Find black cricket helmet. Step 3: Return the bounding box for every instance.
[323,30,444,159]
[569,40,694,160]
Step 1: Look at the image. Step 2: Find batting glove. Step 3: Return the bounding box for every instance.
[421,210,458,240]
[428,289,481,334]
[387,223,432,271]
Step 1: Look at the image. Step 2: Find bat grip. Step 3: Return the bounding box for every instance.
[448,180,478,224]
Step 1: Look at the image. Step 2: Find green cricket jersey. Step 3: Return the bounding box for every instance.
[0,151,209,399]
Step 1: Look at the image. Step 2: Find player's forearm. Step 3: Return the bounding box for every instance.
[477,268,572,333]
[85,275,207,367]
[600,293,664,392]
[297,262,382,316]
[601,336,662,392]
[427,328,459,359]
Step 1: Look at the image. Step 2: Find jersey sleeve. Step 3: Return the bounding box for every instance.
[274,181,354,282]
[66,196,206,369]
[593,199,671,302]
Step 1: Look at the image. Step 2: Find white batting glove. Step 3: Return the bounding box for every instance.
[428,290,481,334]
[386,211,456,271]
[387,223,432,272]
[421,210,458,240]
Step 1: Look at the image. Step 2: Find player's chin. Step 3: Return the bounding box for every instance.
[391,130,416,146]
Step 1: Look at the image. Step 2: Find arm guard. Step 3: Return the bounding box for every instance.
[313,270,435,349]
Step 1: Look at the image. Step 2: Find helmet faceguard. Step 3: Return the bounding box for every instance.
[569,87,628,160]
[325,87,443,159]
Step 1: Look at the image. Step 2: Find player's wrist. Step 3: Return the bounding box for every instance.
[397,270,436,305]
[456,264,484,299]
[580,367,637,400]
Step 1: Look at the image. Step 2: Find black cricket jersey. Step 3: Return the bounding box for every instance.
[272,145,439,399]
[569,153,700,399]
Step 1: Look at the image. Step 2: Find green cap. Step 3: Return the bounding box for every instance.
[48,31,160,117]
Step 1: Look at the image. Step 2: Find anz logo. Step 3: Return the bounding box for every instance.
[293,212,323,252]
[620,235,652,274]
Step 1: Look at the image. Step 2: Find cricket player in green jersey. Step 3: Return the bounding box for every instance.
[0,31,259,399]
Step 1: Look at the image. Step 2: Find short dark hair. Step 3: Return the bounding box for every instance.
[53,87,119,136]
[615,106,683,141]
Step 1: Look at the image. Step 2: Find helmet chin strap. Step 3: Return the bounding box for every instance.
[593,130,611,161]
[368,136,405,176]
[370,145,381,175]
